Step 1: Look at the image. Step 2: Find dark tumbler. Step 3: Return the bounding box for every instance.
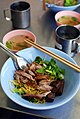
[4,1,30,29]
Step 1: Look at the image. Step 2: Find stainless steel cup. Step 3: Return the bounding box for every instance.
[3,1,30,29]
[55,25,80,57]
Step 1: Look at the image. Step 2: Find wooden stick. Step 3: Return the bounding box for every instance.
[42,0,46,10]
[24,39,80,72]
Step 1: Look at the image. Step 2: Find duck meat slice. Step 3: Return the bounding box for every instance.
[50,80,63,88]
[45,92,55,102]
[35,64,42,70]
[39,79,52,86]
[35,74,49,80]
[47,0,64,6]
[20,76,28,83]
[29,63,36,71]
[50,80,64,96]
[28,70,35,76]
[25,81,37,88]
[38,85,53,91]
[22,91,51,99]
[15,70,35,81]
[14,73,21,83]
[56,80,64,96]
[14,72,30,84]
[51,86,58,93]
[55,80,64,89]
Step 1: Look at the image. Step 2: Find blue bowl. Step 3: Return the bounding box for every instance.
[45,0,80,12]
[0,47,80,110]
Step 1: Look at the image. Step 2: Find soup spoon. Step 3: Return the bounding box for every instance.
[0,42,29,70]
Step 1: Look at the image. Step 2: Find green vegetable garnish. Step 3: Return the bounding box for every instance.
[35,56,65,80]
[36,67,45,74]
[6,41,13,49]
[72,17,77,21]
[35,56,43,64]
[64,0,78,6]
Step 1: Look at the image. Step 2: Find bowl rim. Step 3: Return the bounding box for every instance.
[55,10,80,17]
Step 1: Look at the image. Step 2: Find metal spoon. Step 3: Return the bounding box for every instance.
[0,42,29,70]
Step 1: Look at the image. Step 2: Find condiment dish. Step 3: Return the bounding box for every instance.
[2,29,36,53]
[55,10,80,29]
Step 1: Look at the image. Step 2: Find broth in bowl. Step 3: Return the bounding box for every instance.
[6,35,32,51]
[57,16,80,26]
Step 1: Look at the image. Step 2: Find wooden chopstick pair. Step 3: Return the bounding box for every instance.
[42,0,46,10]
[24,39,80,72]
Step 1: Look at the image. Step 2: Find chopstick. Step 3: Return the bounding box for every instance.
[24,39,80,72]
[42,0,46,10]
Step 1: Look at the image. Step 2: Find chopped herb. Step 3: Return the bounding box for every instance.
[72,17,77,21]
[34,56,43,64]
[64,0,78,6]
[35,56,65,80]
[6,41,13,49]
[36,67,45,74]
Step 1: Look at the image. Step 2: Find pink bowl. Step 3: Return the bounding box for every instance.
[55,10,80,29]
[2,29,36,53]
